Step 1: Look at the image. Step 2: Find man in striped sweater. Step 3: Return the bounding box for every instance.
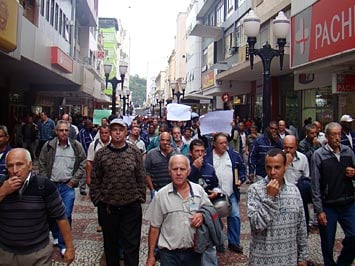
[0,148,74,265]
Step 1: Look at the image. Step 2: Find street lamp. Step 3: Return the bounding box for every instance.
[170,80,186,104]
[104,61,128,115]
[244,10,289,130]
[119,89,130,116]
[157,98,164,118]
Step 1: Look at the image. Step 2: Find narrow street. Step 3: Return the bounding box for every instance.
[50,184,349,266]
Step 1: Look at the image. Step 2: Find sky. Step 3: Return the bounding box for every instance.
[98,0,191,79]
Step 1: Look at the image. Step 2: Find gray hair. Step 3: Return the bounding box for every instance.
[6,148,32,166]
[325,122,341,135]
[168,154,190,171]
[56,120,70,129]
[0,125,9,136]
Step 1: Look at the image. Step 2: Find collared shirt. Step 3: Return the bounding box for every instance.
[213,151,234,196]
[51,141,75,182]
[87,138,109,161]
[284,151,309,184]
[126,136,146,154]
[150,181,211,250]
[325,144,340,161]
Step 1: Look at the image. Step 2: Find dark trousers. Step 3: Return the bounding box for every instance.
[159,248,202,266]
[98,201,142,266]
[319,204,355,266]
[296,177,312,231]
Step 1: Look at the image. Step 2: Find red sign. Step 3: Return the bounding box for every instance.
[97,50,105,60]
[221,93,230,102]
[335,74,355,92]
[51,46,73,73]
[291,0,355,68]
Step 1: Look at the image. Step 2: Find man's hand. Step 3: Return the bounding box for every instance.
[207,190,218,200]
[3,176,22,194]
[146,255,156,266]
[317,212,327,226]
[190,212,203,228]
[266,179,280,198]
[64,248,75,265]
[193,156,203,169]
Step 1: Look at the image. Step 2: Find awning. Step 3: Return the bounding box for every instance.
[189,23,222,40]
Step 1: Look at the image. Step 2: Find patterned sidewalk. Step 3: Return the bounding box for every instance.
[51,185,351,266]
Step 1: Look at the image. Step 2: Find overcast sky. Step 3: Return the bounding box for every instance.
[98,0,190,79]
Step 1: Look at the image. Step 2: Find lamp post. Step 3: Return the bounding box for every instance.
[244,10,289,130]
[104,62,128,115]
[157,98,164,118]
[170,80,186,104]
[119,89,130,116]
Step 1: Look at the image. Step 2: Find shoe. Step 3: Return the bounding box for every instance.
[80,191,87,196]
[228,244,243,253]
[60,248,66,257]
[96,226,102,232]
[53,238,59,246]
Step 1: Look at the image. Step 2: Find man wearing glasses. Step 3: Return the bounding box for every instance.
[248,120,283,183]
[38,120,86,257]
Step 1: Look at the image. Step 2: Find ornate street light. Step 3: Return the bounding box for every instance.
[104,61,128,115]
[119,88,130,116]
[170,80,186,104]
[244,10,289,130]
[156,91,165,118]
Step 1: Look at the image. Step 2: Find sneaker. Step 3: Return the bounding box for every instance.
[228,244,243,253]
[60,248,66,257]
[53,238,59,246]
[96,226,102,232]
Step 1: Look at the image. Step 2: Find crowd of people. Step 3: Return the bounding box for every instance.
[0,110,354,266]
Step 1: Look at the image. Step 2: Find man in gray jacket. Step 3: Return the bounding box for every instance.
[38,120,86,256]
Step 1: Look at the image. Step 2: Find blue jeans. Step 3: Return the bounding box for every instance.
[160,248,201,266]
[227,193,241,245]
[319,204,355,266]
[51,183,75,250]
[202,246,218,266]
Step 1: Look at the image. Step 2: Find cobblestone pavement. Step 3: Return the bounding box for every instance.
[51,185,352,266]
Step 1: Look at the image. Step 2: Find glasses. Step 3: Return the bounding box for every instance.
[57,129,69,132]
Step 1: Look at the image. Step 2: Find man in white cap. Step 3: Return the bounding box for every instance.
[340,114,355,153]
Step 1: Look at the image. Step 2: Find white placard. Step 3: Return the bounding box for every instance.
[166,103,192,121]
[199,110,234,135]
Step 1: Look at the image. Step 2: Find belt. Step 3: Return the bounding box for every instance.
[160,247,194,252]
[53,179,70,184]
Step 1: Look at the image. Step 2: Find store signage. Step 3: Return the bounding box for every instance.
[334,74,355,92]
[291,0,355,68]
[221,93,231,102]
[202,70,215,89]
[97,50,105,59]
[0,0,18,52]
[51,47,73,73]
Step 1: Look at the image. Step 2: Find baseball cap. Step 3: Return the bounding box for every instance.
[109,118,127,127]
[340,114,353,122]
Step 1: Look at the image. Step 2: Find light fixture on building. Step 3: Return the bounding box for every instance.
[244,10,289,130]
[170,80,187,104]
[103,61,128,115]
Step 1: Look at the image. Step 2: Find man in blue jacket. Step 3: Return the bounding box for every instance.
[205,132,246,253]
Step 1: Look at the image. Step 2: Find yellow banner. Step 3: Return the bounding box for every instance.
[0,0,19,52]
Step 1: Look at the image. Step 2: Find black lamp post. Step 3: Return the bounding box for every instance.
[157,98,164,118]
[244,10,289,130]
[171,80,186,104]
[119,89,130,116]
[104,62,128,115]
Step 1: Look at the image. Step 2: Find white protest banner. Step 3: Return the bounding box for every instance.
[166,103,191,121]
[122,116,135,127]
[199,110,234,135]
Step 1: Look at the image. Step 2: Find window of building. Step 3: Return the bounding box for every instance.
[45,0,49,21]
[235,21,246,48]
[227,0,234,14]
[224,27,234,59]
[59,9,62,34]
[40,0,44,16]
[55,3,58,30]
[50,0,54,25]
[216,1,224,26]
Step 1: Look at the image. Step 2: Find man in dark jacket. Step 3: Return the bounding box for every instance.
[311,122,355,266]
[188,138,219,265]
[205,133,246,253]
[248,121,283,182]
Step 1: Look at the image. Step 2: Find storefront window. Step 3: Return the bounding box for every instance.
[302,86,334,125]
